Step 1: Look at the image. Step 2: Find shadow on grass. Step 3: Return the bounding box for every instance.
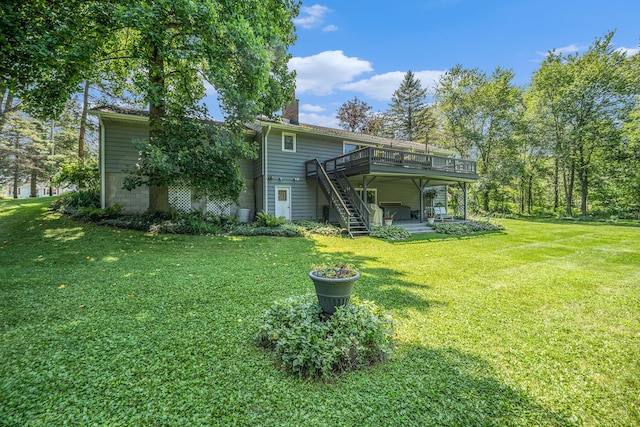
[505,215,640,228]
[354,343,575,426]
[309,248,446,316]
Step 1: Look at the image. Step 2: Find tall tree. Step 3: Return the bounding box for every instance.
[1,0,300,211]
[529,32,635,216]
[435,65,520,211]
[336,97,373,133]
[388,71,428,141]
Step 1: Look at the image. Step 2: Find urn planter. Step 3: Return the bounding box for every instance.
[309,271,360,314]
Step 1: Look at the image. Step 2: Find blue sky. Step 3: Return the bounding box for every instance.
[209,0,640,127]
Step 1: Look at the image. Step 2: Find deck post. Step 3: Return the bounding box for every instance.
[463,182,468,220]
[419,180,424,223]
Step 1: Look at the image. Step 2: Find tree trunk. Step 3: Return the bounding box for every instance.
[580,168,588,216]
[565,160,575,217]
[12,164,19,199]
[147,43,169,213]
[527,174,533,214]
[519,174,525,214]
[12,133,19,198]
[30,169,38,197]
[148,185,169,212]
[553,157,559,212]
[78,80,90,162]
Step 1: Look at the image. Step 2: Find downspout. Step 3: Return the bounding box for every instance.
[263,124,271,214]
[98,117,106,209]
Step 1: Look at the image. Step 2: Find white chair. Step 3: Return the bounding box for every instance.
[434,206,454,222]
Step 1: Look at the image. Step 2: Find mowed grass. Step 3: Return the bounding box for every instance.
[1,198,639,426]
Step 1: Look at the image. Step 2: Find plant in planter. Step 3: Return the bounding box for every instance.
[427,212,435,226]
[309,263,360,314]
[383,210,396,226]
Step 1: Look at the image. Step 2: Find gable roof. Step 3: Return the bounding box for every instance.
[89,104,458,157]
[258,117,457,157]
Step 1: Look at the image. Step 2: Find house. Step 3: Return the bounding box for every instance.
[1,181,69,199]
[89,101,478,236]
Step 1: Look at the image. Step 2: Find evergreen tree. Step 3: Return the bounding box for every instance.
[388,71,428,140]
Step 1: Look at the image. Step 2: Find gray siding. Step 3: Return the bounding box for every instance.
[102,119,150,212]
[264,129,338,220]
[103,119,149,173]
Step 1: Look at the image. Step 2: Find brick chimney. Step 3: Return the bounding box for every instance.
[282,95,299,125]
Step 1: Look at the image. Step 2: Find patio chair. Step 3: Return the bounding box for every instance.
[434,206,454,222]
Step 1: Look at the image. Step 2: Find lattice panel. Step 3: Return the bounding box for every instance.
[206,198,231,216]
[168,185,232,215]
[169,185,192,212]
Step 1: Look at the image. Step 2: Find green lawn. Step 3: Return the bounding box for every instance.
[1,198,639,426]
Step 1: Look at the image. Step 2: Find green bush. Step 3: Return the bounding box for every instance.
[369,225,411,240]
[231,224,303,237]
[255,295,394,380]
[255,211,287,227]
[52,189,100,211]
[293,220,342,236]
[433,219,504,235]
[79,204,123,220]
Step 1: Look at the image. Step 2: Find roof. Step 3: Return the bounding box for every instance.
[89,104,458,157]
[258,117,457,157]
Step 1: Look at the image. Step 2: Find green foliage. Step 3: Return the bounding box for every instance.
[310,263,358,278]
[255,295,394,380]
[255,210,287,227]
[388,70,428,141]
[293,220,342,236]
[54,161,99,190]
[432,219,504,235]
[336,96,374,133]
[52,189,100,210]
[79,204,122,220]
[369,225,412,240]
[231,224,304,237]
[2,0,300,211]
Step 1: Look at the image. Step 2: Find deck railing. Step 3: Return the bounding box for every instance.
[324,147,477,175]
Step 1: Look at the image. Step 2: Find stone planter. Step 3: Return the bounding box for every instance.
[384,219,393,226]
[427,217,435,226]
[309,271,360,314]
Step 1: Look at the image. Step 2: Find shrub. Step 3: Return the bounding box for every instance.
[369,225,411,240]
[79,204,123,220]
[52,189,100,211]
[255,211,287,227]
[433,219,504,235]
[293,220,342,236]
[255,295,394,380]
[231,225,303,237]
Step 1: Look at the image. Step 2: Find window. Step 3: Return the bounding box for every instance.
[282,132,296,152]
[343,142,360,154]
[356,188,377,204]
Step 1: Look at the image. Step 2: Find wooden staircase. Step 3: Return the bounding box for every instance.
[305,159,370,238]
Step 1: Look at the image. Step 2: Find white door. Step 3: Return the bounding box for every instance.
[275,186,291,219]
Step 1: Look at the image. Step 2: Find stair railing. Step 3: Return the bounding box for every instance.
[306,159,352,235]
[331,168,370,232]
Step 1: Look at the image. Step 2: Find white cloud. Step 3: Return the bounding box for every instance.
[537,43,584,57]
[340,70,445,101]
[617,46,639,56]
[322,24,338,32]
[299,112,339,128]
[289,50,373,96]
[300,104,325,113]
[294,4,331,29]
[554,44,582,54]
